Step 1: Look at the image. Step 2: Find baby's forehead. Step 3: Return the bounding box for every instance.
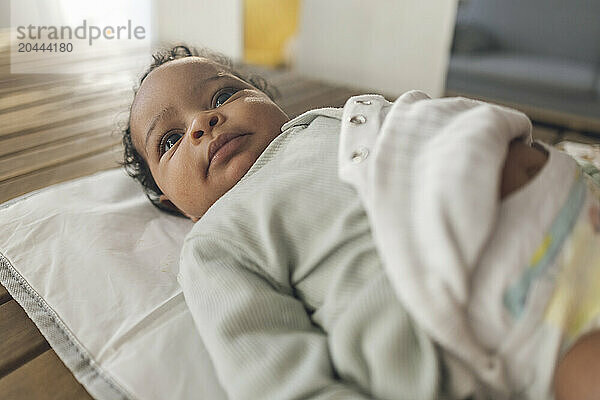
[134,58,222,106]
[130,58,225,134]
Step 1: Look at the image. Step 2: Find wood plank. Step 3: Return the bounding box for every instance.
[0,300,50,378]
[0,284,10,306]
[0,113,121,158]
[0,146,122,204]
[0,86,79,112]
[8,56,145,78]
[1,38,148,66]
[0,69,133,97]
[0,88,132,138]
[0,350,93,400]
[0,75,133,113]
[0,74,79,95]
[0,51,139,96]
[0,131,121,181]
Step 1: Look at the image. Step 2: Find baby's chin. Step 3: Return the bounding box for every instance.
[219,148,262,186]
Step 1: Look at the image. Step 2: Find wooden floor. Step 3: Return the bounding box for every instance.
[2,34,600,399]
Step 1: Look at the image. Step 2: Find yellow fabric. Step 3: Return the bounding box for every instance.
[529,234,552,266]
[244,0,299,66]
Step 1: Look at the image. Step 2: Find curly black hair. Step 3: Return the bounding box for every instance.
[120,44,279,217]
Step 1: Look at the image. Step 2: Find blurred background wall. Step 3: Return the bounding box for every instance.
[148,0,457,98]
[0,0,7,28]
[151,0,244,60]
[2,0,596,122]
[295,0,457,98]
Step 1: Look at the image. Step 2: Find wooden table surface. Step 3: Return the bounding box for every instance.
[2,31,600,399]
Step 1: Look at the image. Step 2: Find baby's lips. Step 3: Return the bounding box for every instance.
[207,132,247,165]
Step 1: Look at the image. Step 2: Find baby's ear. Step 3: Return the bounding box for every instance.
[158,195,199,222]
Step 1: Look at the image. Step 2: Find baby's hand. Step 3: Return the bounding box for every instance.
[499,140,548,199]
[554,330,600,400]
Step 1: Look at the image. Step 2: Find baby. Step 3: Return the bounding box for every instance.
[123,45,600,399]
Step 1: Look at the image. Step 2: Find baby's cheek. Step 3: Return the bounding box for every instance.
[223,151,257,183]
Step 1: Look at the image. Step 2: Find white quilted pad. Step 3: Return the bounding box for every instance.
[0,168,226,400]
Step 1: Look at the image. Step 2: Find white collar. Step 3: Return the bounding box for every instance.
[280,107,344,132]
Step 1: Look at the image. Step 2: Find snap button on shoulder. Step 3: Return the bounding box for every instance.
[355,99,372,105]
[351,147,369,163]
[349,115,367,124]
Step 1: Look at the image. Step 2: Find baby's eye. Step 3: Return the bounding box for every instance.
[161,132,183,155]
[214,90,236,108]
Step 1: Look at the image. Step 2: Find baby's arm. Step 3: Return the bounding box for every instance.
[179,235,371,400]
[499,139,548,199]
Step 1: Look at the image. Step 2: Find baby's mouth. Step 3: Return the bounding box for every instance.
[207,132,250,168]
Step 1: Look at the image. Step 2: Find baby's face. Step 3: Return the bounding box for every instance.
[130,57,289,221]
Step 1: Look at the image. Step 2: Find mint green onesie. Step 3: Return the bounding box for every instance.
[178,108,442,400]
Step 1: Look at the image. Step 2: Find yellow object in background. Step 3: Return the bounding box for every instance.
[244,0,300,67]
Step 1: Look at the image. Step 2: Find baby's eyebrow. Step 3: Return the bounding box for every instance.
[193,72,232,92]
[144,106,175,155]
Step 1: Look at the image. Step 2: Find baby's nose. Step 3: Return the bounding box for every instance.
[191,129,204,139]
[191,115,220,139]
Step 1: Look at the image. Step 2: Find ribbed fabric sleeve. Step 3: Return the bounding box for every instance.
[179,236,370,400]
